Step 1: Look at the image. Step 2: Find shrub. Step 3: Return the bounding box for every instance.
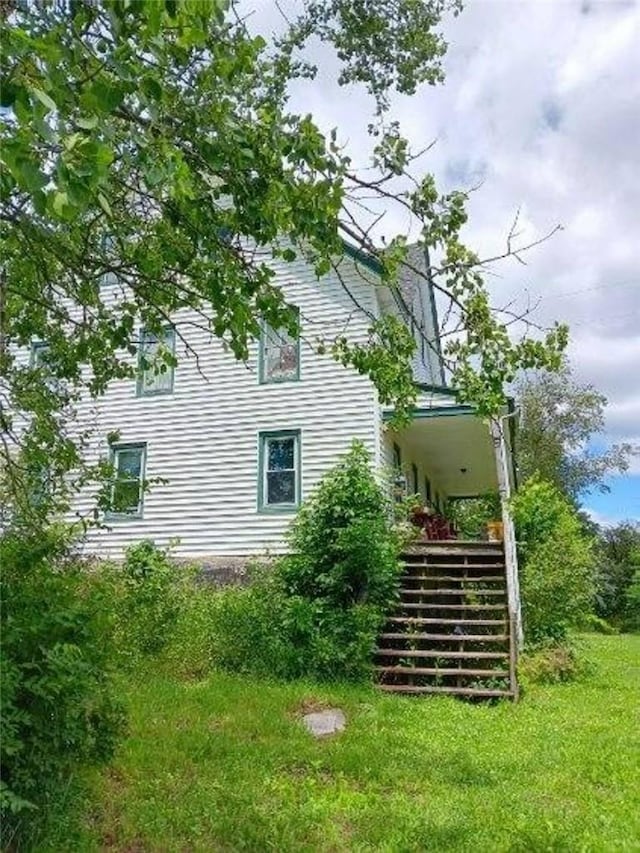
[281,441,400,609]
[198,442,402,683]
[0,527,125,844]
[576,613,618,635]
[623,567,640,632]
[448,491,501,539]
[519,641,590,685]
[512,477,596,645]
[113,540,192,661]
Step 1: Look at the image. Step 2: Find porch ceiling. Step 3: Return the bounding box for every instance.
[390,408,498,497]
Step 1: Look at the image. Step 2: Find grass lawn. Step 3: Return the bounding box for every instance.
[45,634,639,852]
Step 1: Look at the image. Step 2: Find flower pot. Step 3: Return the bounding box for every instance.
[486,520,504,542]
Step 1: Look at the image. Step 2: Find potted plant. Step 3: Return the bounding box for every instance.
[482,491,504,542]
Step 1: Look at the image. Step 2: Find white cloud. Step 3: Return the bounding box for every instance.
[249,0,640,466]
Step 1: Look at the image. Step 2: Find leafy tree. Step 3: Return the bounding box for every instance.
[515,362,636,501]
[511,476,596,645]
[0,0,568,517]
[594,521,640,626]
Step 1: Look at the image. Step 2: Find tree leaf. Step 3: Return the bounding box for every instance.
[31,88,57,113]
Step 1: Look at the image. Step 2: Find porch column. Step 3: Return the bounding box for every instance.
[490,417,524,649]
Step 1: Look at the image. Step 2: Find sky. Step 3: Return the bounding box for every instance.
[250,0,639,524]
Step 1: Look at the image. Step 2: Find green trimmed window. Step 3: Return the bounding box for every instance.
[99,233,118,287]
[424,476,432,503]
[31,341,50,368]
[137,326,176,396]
[258,430,301,511]
[411,463,419,495]
[108,443,146,518]
[259,309,300,383]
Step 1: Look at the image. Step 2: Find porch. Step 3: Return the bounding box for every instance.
[383,393,517,540]
[379,391,523,684]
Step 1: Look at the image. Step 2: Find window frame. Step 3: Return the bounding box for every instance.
[258,308,301,385]
[106,442,147,520]
[136,325,176,398]
[257,429,301,513]
[30,340,51,369]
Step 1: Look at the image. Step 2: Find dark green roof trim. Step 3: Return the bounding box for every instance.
[414,382,460,398]
[383,404,477,423]
[423,245,446,385]
[341,240,383,276]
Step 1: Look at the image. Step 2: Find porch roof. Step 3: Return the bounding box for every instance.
[383,394,516,498]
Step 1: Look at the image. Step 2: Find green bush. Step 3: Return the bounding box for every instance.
[281,442,400,609]
[113,540,193,661]
[576,613,618,635]
[195,442,402,683]
[512,477,596,645]
[623,567,640,632]
[0,528,125,844]
[519,641,590,685]
[448,491,501,539]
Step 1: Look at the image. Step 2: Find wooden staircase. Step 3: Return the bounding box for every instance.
[375,541,518,700]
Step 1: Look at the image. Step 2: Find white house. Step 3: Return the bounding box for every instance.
[28,241,524,689]
[55,242,517,576]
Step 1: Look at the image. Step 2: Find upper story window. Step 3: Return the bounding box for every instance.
[259,309,300,384]
[31,341,51,369]
[100,233,119,287]
[108,443,146,519]
[258,430,301,511]
[137,326,175,397]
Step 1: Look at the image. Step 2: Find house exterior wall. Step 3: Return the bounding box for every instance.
[70,255,382,558]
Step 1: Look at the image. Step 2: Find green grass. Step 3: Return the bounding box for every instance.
[42,635,640,852]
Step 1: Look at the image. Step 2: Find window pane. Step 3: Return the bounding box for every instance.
[32,343,50,368]
[112,479,140,514]
[267,437,294,471]
[267,470,295,504]
[263,321,298,381]
[140,329,174,394]
[116,448,142,478]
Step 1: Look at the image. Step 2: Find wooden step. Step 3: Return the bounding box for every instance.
[397,606,506,620]
[376,666,510,678]
[399,588,505,597]
[405,560,504,572]
[388,615,506,626]
[378,684,513,698]
[392,604,506,613]
[405,545,503,557]
[405,540,502,549]
[401,575,505,583]
[375,648,509,660]
[378,632,509,643]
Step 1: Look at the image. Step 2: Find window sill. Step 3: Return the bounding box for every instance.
[135,389,175,399]
[104,512,144,522]
[257,504,299,514]
[258,375,300,386]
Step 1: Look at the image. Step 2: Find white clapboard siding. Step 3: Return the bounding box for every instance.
[73,255,383,557]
